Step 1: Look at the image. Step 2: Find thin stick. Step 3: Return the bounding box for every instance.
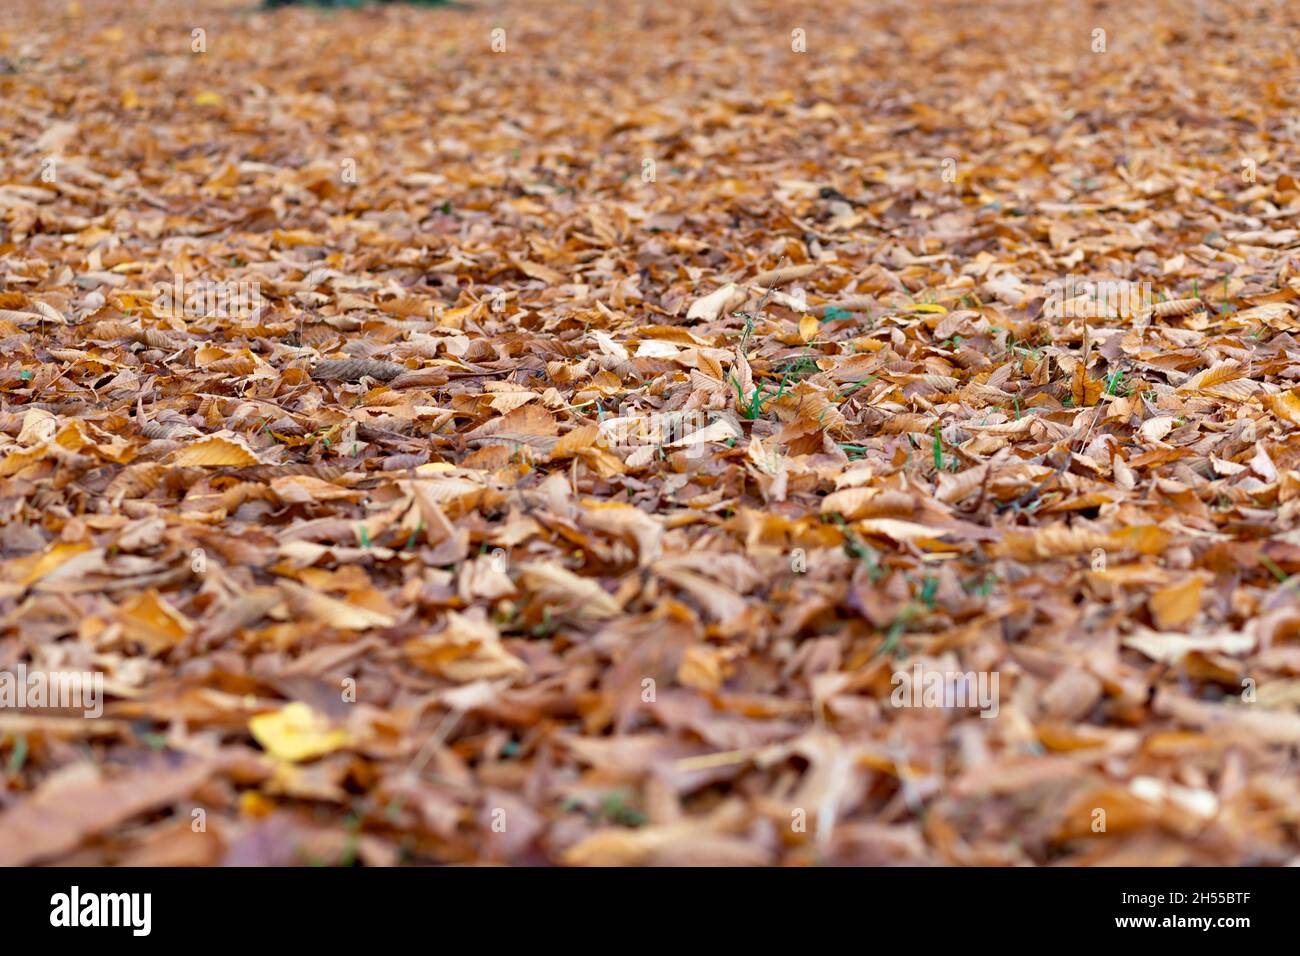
[737,254,787,355]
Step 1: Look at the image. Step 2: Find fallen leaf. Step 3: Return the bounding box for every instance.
[249,702,350,763]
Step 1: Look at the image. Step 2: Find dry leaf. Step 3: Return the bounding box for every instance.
[403,610,527,682]
[249,702,350,763]
[1148,577,1204,630]
[170,433,260,467]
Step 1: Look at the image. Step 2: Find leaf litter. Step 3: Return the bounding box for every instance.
[0,0,1298,866]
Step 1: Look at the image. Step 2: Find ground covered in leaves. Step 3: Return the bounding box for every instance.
[1,0,1299,866]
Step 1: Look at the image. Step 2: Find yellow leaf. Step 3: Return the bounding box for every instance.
[677,646,733,692]
[1071,362,1103,407]
[579,447,626,477]
[438,304,479,330]
[1149,577,1203,630]
[1177,360,1243,393]
[550,425,598,460]
[906,303,948,314]
[0,443,51,478]
[204,162,240,191]
[272,229,321,248]
[249,703,349,763]
[12,542,93,586]
[562,828,667,866]
[484,386,539,415]
[999,526,1112,560]
[820,487,877,520]
[798,314,819,342]
[1263,390,1300,427]
[117,589,193,655]
[193,91,223,107]
[239,791,276,817]
[1199,379,1260,402]
[170,433,260,467]
[1110,525,1173,556]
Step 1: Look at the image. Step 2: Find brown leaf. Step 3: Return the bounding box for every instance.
[170,432,260,467]
[0,759,218,866]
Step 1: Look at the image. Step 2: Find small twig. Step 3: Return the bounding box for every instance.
[406,707,464,780]
[737,255,787,355]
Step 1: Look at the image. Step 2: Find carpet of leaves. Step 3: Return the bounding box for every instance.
[1,0,1300,866]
